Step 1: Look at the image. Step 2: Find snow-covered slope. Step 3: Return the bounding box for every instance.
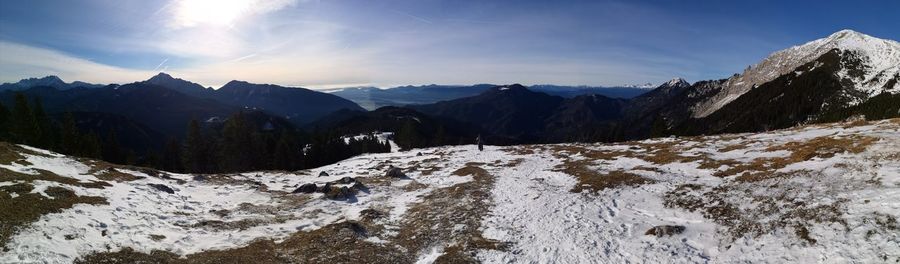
[693,30,900,118]
[1,118,899,263]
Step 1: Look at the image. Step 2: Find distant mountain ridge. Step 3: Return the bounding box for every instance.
[412,84,629,143]
[0,76,105,91]
[407,30,900,143]
[327,83,649,110]
[1,73,365,139]
[2,29,896,148]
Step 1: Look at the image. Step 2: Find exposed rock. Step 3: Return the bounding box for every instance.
[359,209,386,221]
[351,182,367,192]
[385,166,406,178]
[335,176,355,184]
[192,175,207,181]
[645,225,686,237]
[318,171,329,177]
[324,186,356,200]
[317,182,333,194]
[292,183,318,194]
[148,184,175,194]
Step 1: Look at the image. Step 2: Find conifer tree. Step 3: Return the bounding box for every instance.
[221,112,252,171]
[649,114,668,138]
[161,138,183,172]
[397,120,419,149]
[60,112,81,154]
[31,97,54,148]
[80,132,102,159]
[0,101,9,140]
[102,128,124,164]
[434,125,446,146]
[11,93,38,144]
[183,120,208,173]
[274,132,300,170]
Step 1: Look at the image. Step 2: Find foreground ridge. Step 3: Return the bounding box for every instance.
[1,118,898,263]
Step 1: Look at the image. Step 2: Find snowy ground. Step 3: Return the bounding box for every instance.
[1,119,898,263]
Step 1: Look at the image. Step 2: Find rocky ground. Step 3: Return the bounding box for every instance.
[1,118,898,263]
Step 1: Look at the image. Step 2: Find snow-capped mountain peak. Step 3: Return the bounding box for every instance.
[662,78,690,88]
[691,29,900,118]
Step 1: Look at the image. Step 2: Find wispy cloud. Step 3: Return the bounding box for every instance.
[153,58,170,71]
[4,0,885,88]
[0,41,154,84]
[168,0,299,29]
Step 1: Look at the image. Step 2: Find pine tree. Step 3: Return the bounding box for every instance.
[60,112,81,154]
[11,93,38,144]
[183,120,207,173]
[0,101,9,140]
[220,112,252,172]
[434,125,446,146]
[31,97,54,148]
[161,138,183,172]
[397,120,419,150]
[649,114,668,138]
[274,132,300,170]
[79,132,102,159]
[102,128,125,164]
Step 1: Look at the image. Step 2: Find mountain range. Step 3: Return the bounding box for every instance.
[1,29,897,153]
[408,29,900,142]
[325,84,649,110]
[0,75,105,91]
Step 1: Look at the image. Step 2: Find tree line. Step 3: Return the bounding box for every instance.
[0,93,391,174]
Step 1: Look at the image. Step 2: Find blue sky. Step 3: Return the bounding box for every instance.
[0,0,897,88]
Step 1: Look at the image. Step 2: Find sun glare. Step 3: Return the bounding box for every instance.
[175,0,254,27]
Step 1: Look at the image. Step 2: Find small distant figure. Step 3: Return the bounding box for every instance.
[476,134,484,151]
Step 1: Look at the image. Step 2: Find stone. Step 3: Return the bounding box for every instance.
[645,225,686,237]
[148,183,175,194]
[292,183,318,194]
[385,166,406,178]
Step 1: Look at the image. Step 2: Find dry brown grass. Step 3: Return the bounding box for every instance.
[843,118,870,128]
[501,158,524,168]
[395,163,507,263]
[767,135,877,160]
[717,143,749,153]
[77,163,507,263]
[707,135,878,179]
[501,146,537,155]
[0,143,31,166]
[733,170,814,183]
[546,145,628,161]
[0,167,111,189]
[90,167,143,182]
[664,183,848,244]
[556,160,655,193]
[76,221,409,264]
[697,158,742,171]
[634,142,706,165]
[889,118,900,125]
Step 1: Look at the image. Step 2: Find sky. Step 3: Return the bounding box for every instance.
[0,0,898,89]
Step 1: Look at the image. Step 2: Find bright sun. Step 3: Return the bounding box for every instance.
[175,0,255,27]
